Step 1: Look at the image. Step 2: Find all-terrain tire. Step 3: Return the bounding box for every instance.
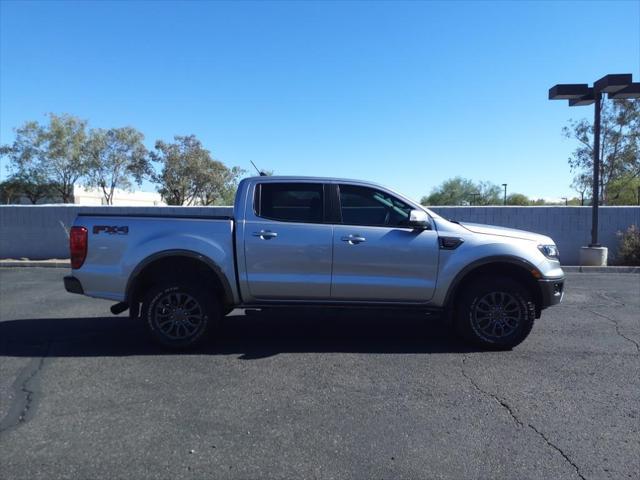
[144,283,219,350]
[454,276,535,350]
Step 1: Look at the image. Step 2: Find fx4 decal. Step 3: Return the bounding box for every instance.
[93,225,129,235]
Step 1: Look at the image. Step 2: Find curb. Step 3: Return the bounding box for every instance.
[0,260,70,268]
[563,266,640,273]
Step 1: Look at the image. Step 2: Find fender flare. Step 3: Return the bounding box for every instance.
[125,249,234,306]
[442,255,540,308]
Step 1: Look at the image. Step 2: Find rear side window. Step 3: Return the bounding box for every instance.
[339,184,412,227]
[255,183,324,223]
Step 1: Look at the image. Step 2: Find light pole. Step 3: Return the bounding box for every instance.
[549,74,640,247]
[502,184,507,205]
[561,197,568,206]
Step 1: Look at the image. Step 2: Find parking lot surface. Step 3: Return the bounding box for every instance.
[0,268,638,479]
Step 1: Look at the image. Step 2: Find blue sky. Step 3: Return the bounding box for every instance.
[1,0,639,202]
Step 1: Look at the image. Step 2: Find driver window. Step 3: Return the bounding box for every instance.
[338,184,411,227]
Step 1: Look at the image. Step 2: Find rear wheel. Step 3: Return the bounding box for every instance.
[144,283,219,349]
[454,277,535,350]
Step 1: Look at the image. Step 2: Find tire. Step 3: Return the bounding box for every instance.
[454,276,535,350]
[144,283,219,350]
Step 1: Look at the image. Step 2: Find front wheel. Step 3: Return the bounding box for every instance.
[454,277,535,350]
[144,283,219,349]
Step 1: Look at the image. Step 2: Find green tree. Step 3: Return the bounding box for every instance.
[1,173,58,204]
[606,173,640,205]
[85,127,150,205]
[200,165,245,206]
[0,178,25,204]
[0,114,89,203]
[151,135,244,206]
[420,177,502,206]
[564,99,639,205]
[151,135,213,205]
[506,193,530,205]
[530,198,549,206]
[571,172,591,206]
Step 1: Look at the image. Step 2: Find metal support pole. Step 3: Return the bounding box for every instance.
[502,184,507,205]
[590,92,602,246]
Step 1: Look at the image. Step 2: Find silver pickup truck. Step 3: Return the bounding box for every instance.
[64,176,564,350]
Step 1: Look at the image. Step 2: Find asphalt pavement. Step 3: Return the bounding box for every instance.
[0,268,638,480]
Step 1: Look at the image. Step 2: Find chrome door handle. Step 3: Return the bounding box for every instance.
[253,230,278,240]
[341,234,366,244]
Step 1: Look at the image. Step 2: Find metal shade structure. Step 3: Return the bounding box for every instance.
[548,84,590,100]
[549,73,640,247]
[608,83,640,99]
[594,74,633,93]
[568,89,595,106]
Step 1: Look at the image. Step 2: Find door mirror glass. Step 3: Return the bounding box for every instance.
[408,209,429,228]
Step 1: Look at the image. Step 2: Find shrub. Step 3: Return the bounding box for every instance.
[616,225,640,266]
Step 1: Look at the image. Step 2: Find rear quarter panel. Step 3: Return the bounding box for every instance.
[72,216,237,302]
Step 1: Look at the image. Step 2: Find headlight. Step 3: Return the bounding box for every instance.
[538,244,559,260]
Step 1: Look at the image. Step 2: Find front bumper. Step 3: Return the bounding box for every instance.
[64,275,84,295]
[538,276,564,308]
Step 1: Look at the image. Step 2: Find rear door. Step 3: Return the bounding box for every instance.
[331,184,439,302]
[243,181,333,300]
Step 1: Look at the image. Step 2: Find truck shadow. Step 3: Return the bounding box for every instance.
[0,308,481,358]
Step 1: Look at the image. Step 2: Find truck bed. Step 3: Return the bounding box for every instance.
[72,214,237,303]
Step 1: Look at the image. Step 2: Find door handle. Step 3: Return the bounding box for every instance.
[253,230,278,240]
[341,234,366,244]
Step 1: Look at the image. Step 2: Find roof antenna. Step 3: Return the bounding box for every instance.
[250,160,267,176]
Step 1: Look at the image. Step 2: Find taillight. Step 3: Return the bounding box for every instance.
[70,226,88,269]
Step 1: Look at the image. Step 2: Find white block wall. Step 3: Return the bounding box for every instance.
[1,205,638,264]
[0,205,233,260]
[431,206,639,265]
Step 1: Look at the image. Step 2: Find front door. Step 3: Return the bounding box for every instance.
[331,184,439,302]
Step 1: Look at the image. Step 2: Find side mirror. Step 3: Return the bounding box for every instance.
[408,209,429,229]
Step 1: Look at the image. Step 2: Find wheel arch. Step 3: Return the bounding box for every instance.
[444,256,543,317]
[125,250,234,314]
